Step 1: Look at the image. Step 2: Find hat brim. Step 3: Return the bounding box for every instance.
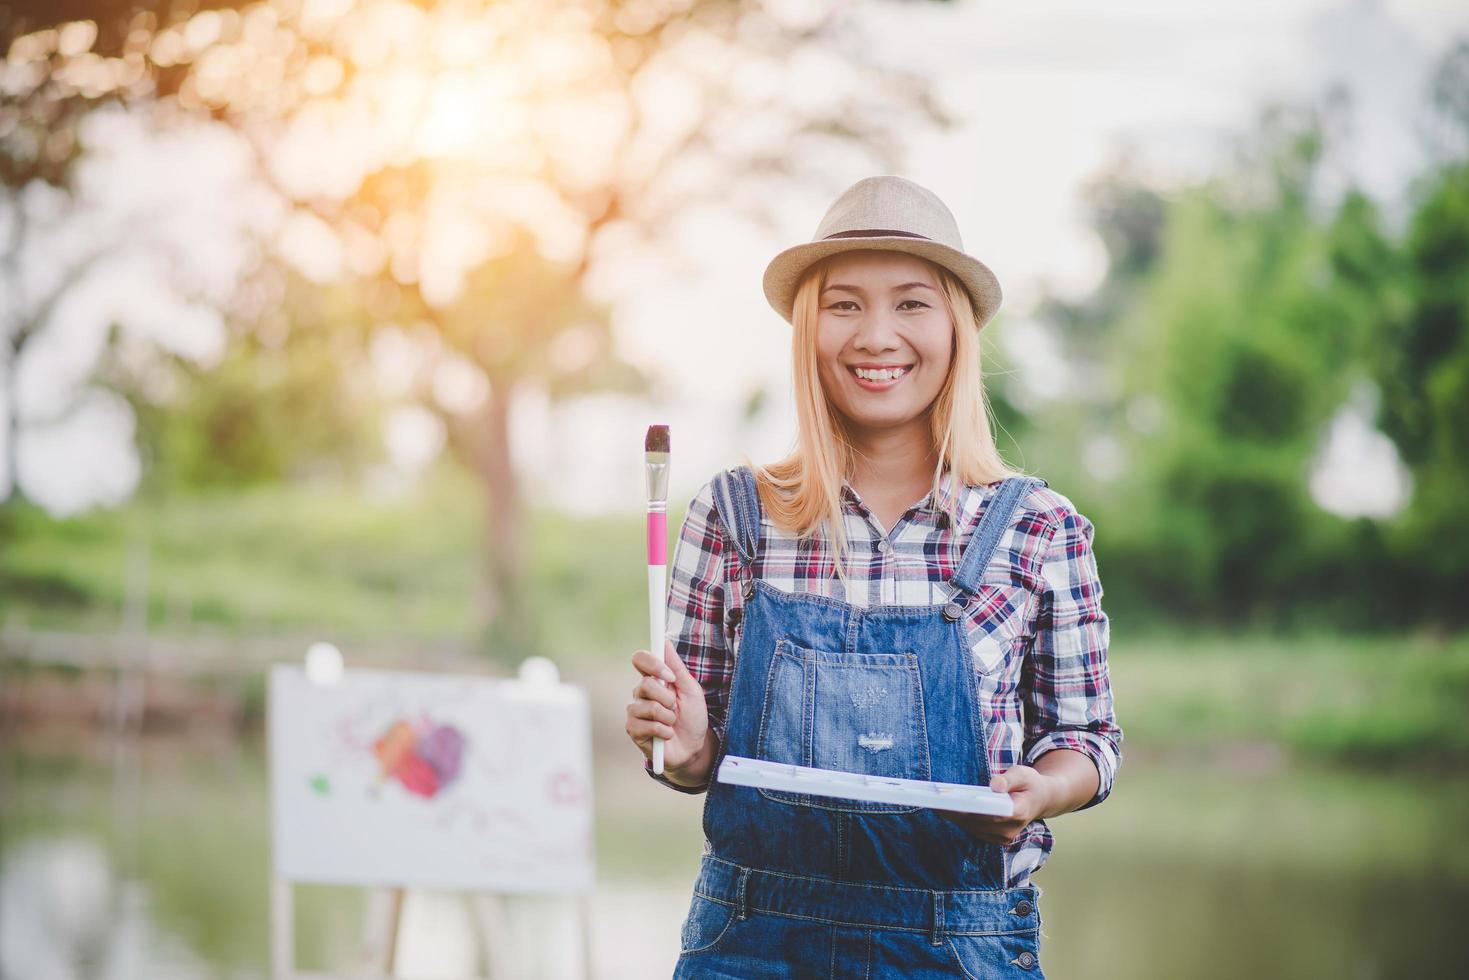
[762,236,1003,329]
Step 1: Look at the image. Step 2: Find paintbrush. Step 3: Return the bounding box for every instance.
[644,424,671,774]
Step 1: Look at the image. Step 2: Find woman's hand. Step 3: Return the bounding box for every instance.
[625,639,713,784]
[937,766,1056,845]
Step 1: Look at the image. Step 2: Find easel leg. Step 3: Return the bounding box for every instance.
[578,895,595,980]
[384,887,405,976]
[471,892,510,979]
[271,877,293,980]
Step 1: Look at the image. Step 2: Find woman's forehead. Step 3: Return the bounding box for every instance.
[820,249,938,287]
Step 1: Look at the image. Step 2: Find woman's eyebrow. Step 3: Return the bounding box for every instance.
[822,282,936,294]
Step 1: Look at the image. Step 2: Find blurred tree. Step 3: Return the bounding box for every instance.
[0,7,201,511]
[1014,156,1169,494]
[1067,95,1386,626]
[125,271,383,490]
[1021,52,1469,631]
[1364,40,1469,628]
[3,0,968,658]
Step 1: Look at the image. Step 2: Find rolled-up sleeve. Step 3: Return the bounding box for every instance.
[1020,504,1123,810]
[645,478,733,794]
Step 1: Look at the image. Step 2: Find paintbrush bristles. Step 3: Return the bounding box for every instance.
[644,424,670,501]
[645,424,670,453]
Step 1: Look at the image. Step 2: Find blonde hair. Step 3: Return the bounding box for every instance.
[747,252,1021,586]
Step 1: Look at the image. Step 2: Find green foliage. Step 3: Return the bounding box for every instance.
[0,472,478,640]
[1097,138,1358,619]
[1035,83,1469,631]
[1112,630,1469,764]
[1366,157,1469,618]
[129,276,384,493]
[0,467,655,661]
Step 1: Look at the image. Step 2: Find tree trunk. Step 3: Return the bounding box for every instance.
[469,379,536,663]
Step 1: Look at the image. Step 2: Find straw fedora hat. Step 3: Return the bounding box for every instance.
[761,175,1003,329]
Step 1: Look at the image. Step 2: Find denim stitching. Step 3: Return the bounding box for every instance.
[687,893,1034,940]
[701,856,1037,897]
[907,650,934,783]
[945,937,986,980]
[801,632,816,769]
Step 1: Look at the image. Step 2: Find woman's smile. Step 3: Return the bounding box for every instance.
[848,362,915,391]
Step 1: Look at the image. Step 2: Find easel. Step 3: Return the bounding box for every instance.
[270,877,597,979]
[268,658,598,980]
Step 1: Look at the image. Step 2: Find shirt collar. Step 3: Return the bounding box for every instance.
[840,467,965,525]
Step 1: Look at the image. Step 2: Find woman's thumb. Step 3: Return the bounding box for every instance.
[664,639,694,684]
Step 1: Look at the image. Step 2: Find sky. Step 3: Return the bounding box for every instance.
[5,0,1465,518]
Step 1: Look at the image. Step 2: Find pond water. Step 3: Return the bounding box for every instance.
[3,730,1466,979]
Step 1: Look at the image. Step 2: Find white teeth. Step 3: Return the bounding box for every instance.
[854,366,909,382]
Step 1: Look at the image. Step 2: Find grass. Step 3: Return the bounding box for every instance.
[0,468,655,660]
[1107,629,1469,765]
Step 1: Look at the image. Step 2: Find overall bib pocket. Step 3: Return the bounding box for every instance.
[753,636,932,813]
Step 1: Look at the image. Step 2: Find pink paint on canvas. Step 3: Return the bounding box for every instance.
[372,718,467,798]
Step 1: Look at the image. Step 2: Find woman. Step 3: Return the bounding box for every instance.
[626,175,1123,978]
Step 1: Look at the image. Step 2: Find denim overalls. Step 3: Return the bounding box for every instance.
[673,466,1048,979]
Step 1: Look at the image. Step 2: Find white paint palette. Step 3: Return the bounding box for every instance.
[716,756,1015,816]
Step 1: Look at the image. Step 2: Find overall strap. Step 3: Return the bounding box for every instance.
[948,476,1047,596]
[711,464,763,569]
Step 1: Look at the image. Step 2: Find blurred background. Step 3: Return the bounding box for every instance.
[2,0,1468,977]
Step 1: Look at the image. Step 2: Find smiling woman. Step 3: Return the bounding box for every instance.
[625,176,1123,978]
[768,221,1010,579]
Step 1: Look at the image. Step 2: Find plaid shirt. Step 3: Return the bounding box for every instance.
[650,470,1123,889]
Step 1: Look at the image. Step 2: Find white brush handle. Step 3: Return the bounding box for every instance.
[649,563,668,774]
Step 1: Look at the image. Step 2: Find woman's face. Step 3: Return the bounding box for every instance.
[814,250,954,440]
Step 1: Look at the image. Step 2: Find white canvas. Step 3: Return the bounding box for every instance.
[268,664,594,895]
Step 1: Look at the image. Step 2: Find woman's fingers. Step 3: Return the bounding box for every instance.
[627,694,676,726]
[632,675,676,709]
[625,643,707,770]
[938,809,1025,846]
[626,715,676,744]
[627,725,674,758]
[624,701,676,753]
[631,647,676,683]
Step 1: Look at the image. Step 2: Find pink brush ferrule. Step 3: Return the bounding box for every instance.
[647,511,667,565]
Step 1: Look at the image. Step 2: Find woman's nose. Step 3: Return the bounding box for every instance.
[852,310,902,352]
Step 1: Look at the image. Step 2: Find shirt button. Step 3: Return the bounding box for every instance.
[1016,951,1036,970]
[726,607,742,627]
[1014,900,1033,917]
[876,539,891,553]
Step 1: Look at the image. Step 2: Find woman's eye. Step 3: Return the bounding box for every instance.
[824,299,927,311]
